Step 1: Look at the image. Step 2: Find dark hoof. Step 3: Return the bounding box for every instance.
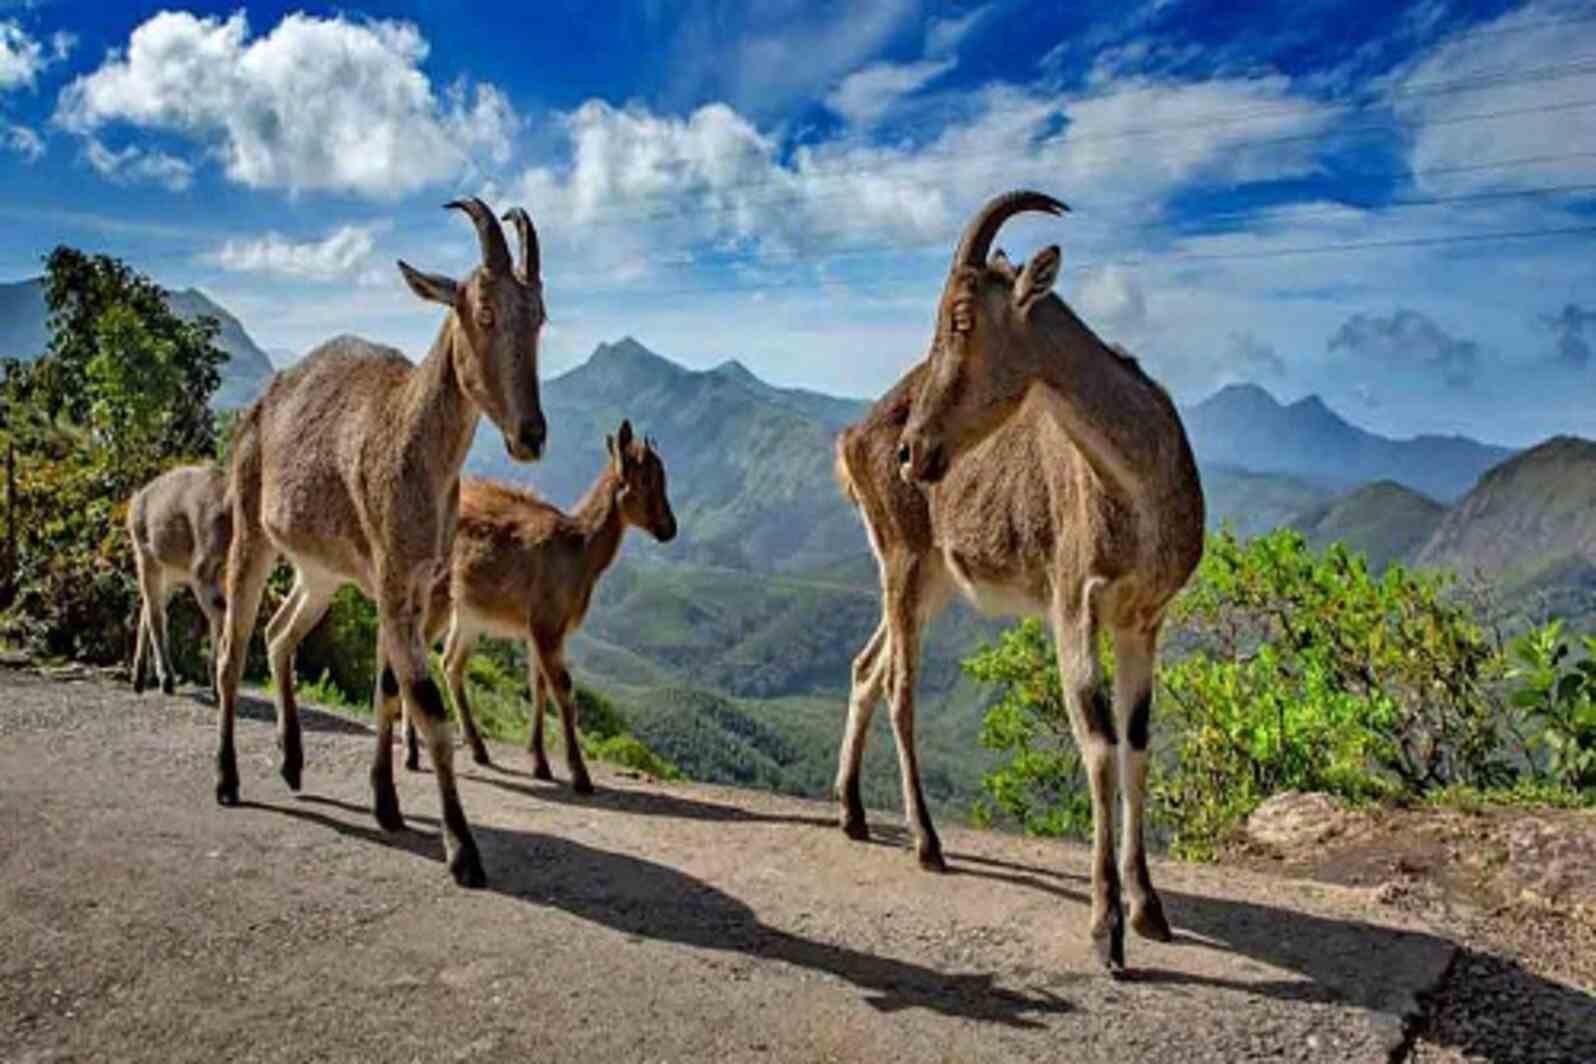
[571,775,595,796]
[403,749,421,772]
[133,675,146,694]
[840,815,870,842]
[161,675,175,696]
[1092,912,1127,975]
[216,748,239,806]
[1131,897,1174,943]
[373,786,405,832]
[278,734,303,792]
[215,779,240,806]
[917,844,948,873]
[531,759,554,782]
[470,746,492,768]
[449,843,487,889]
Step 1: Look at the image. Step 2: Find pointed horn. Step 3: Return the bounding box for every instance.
[951,190,1068,274]
[445,197,512,275]
[500,206,541,286]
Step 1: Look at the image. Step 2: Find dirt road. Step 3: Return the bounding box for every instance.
[2,670,1462,1062]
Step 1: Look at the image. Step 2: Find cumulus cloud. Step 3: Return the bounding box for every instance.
[825,57,955,128]
[1077,265,1147,330]
[3,121,41,160]
[1328,309,1481,390]
[206,224,383,281]
[1392,1,1596,194]
[55,11,517,199]
[83,137,193,190]
[0,19,71,90]
[1543,303,1596,370]
[1222,331,1287,381]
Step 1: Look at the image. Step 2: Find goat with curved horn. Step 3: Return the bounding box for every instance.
[949,190,1067,275]
[446,196,513,276]
[889,189,1205,974]
[501,206,542,286]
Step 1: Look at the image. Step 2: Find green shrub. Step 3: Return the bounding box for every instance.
[1506,620,1596,792]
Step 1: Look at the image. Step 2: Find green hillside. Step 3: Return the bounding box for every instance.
[1291,480,1447,571]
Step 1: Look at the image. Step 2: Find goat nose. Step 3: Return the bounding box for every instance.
[896,443,912,466]
[517,417,546,457]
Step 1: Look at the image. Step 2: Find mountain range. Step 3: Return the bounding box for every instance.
[0,277,275,410]
[5,281,1591,816]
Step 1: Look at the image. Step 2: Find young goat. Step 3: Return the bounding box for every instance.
[126,463,232,696]
[404,420,676,789]
[216,199,547,887]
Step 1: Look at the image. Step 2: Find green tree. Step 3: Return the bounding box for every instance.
[1506,621,1596,791]
[0,248,227,663]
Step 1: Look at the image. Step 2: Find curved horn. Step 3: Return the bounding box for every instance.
[444,197,512,275]
[951,190,1069,274]
[500,206,541,286]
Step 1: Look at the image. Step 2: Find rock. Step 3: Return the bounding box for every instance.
[1246,791,1353,851]
[1502,816,1596,923]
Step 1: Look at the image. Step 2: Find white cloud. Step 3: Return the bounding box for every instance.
[659,0,919,115]
[1077,264,1147,330]
[55,11,518,199]
[825,57,955,128]
[0,19,53,89]
[926,5,992,57]
[1393,1,1596,194]
[206,224,383,281]
[83,137,193,190]
[4,121,40,160]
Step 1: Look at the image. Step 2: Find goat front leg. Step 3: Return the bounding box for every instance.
[884,560,946,871]
[528,661,552,781]
[1052,583,1123,972]
[380,583,484,887]
[533,633,593,795]
[214,531,273,806]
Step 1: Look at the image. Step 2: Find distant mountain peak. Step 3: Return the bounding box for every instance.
[712,358,758,383]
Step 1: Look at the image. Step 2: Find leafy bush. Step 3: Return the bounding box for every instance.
[964,529,1551,860]
[963,619,1093,839]
[1506,621,1596,791]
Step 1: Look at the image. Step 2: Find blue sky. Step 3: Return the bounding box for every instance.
[1,0,1593,445]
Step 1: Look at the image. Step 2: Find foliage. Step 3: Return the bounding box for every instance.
[0,248,226,661]
[963,619,1094,839]
[963,529,1554,861]
[1505,621,1596,791]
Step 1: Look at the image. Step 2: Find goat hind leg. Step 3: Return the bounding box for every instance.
[1052,589,1124,972]
[835,618,888,841]
[1115,624,1171,943]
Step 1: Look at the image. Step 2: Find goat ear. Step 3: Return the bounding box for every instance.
[398,260,458,307]
[616,419,634,454]
[1013,245,1060,315]
[989,248,1018,282]
[605,434,616,461]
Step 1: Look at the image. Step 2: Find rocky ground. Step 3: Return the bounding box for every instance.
[1234,790,1596,1062]
[1,667,1592,1062]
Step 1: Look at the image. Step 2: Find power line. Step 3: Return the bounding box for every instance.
[549,223,1596,301]
[523,92,1596,232]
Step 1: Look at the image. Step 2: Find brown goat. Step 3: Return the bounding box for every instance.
[126,462,232,696]
[215,199,547,888]
[895,190,1205,972]
[401,420,676,785]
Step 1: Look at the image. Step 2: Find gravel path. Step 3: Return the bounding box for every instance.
[0,669,1530,1063]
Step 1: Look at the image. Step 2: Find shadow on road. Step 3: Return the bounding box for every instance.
[253,794,1072,1028]
[182,689,377,737]
[243,782,1596,1057]
[467,770,836,828]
